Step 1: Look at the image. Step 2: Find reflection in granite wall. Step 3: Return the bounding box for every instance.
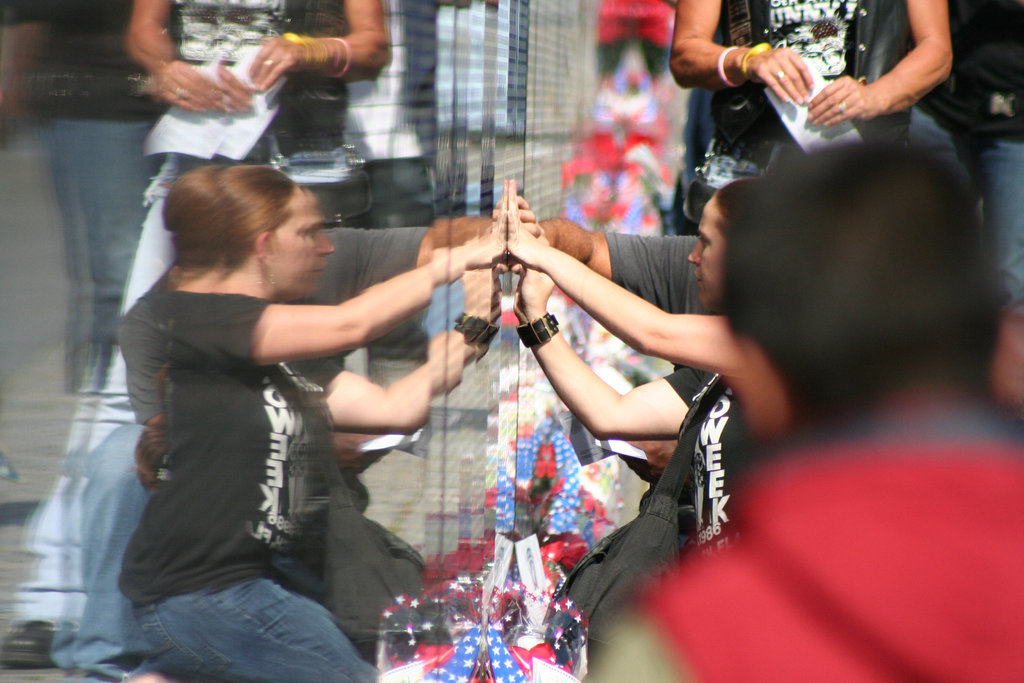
[357,0,600,584]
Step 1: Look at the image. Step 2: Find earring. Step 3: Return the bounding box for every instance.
[257,264,276,288]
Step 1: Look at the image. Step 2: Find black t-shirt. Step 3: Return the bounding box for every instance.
[918,0,1024,137]
[121,226,429,424]
[16,0,163,121]
[665,367,751,555]
[170,0,349,157]
[119,291,330,605]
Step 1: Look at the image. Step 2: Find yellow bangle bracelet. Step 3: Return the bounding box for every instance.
[740,42,772,79]
[282,32,331,68]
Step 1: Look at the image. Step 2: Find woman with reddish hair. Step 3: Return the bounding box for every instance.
[118,164,501,682]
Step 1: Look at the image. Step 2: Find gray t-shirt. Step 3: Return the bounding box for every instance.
[314,226,427,305]
[317,226,430,363]
[606,233,706,316]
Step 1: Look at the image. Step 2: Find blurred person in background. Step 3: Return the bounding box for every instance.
[669,0,951,187]
[909,0,1024,309]
[340,0,439,388]
[126,0,389,173]
[0,0,162,674]
[588,145,1024,682]
[0,0,162,392]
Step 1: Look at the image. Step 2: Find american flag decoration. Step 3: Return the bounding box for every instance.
[516,432,540,488]
[422,626,482,683]
[495,458,516,533]
[486,626,530,683]
[543,427,583,536]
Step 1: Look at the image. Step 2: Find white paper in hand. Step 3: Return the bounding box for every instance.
[144,45,283,160]
[764,59,861,152]
[356,428,424,456]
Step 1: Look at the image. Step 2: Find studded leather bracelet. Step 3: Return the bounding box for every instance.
[454,313,499,345]
[517,312,559,348]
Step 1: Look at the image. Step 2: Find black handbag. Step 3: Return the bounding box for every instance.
[320,457,425,661]
[710,81,771,145]
[555,377,724,648]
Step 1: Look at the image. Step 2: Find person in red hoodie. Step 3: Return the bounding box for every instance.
[586,144,1024,682]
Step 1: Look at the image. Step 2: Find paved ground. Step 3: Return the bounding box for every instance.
[0,351,71,683]
[0,131,75,681]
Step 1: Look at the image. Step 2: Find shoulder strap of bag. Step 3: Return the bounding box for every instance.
[648,374,724,505]
[724,0,754,47]
[318,441,360,510]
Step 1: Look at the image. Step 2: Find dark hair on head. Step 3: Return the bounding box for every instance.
[724,144,1002,415]
[709,177,760,233]
[163,164,299,272]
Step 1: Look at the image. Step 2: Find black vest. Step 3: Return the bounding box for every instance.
[714,0,911,145]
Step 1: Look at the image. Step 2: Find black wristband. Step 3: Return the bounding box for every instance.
[454,313,499,345]
[517,312,559,348]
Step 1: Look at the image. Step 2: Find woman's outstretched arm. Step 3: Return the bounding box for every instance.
[507,229,744,378]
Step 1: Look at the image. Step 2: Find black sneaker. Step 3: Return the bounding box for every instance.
[0,621,57,669]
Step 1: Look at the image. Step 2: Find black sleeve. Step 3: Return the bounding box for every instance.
[120,292,270,422]
[160,293,269,368]
[119,297,168,424]
[664,366,712,404]
[606,233,707,315]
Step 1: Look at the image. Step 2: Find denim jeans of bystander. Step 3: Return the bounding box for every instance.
[910,106,1024,304]
[131,578,378,683]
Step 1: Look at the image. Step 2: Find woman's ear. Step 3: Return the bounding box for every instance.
[254,230,275,260]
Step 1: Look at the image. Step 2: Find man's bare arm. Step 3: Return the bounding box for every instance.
[536,218,611,279]
[416,215,611,279]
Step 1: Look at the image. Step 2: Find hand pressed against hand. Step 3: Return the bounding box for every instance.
[514,266,555,324]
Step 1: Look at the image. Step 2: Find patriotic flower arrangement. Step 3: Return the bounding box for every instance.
[378,582,587,682]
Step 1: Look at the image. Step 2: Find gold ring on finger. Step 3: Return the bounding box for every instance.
[175,88,187,99]
[838,101,847,115]
[777,70,786,80]
[264,59,275,66]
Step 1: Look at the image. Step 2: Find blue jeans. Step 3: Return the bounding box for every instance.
[72,423,150,682]
[38,119,160,390]
[19,386,131,669]
[910,107,1024,303]
[132,579,378,683]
